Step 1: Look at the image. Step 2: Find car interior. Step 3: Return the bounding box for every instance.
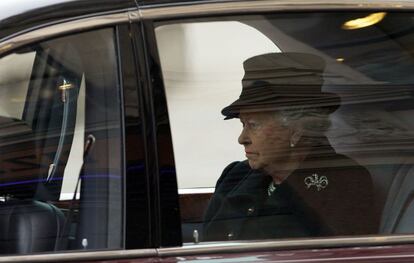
[0,28,122,254]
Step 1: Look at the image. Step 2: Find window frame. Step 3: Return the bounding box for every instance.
[134,18,183,248]
[117,22,153,249]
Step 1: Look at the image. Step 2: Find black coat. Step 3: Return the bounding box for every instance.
[203,144,379,241]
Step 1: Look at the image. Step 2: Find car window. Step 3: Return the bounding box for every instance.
[155,12,414,243]
[0,28,123,254]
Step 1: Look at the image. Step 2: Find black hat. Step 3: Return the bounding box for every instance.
[221,52,341,119]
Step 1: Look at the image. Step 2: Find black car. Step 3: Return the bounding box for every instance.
[1,0,414,262]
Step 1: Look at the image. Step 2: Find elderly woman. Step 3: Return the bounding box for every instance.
[203,53,378,241]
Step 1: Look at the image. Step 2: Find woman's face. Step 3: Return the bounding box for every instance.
[238,111,292,171]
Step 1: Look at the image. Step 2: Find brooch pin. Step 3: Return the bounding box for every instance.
[304,173,328,191]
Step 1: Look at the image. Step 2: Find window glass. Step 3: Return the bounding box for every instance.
[156,22,279,190]
[155,12,414,243]
[0,52,35,119]
[0,28,123,254]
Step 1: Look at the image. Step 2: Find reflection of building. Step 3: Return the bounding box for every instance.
[328,85,414,156]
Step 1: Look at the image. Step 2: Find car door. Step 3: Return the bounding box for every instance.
[138,0,414,262]
[0,5,156,261]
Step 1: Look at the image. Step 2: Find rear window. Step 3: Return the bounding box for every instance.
[155,12,414,242]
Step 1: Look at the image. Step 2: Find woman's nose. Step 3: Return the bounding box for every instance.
[238,128,251,145]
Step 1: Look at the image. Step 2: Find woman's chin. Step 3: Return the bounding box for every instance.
[247,159,262,170]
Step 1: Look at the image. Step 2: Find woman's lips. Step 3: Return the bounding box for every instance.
[245,151,258,158]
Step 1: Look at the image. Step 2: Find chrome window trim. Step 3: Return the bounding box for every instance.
[0,10,140,56]
[0,235,414,261]
[0,249,157,263]
[140,0,414,20]
[179,187,215,194]
[160,235,414,257]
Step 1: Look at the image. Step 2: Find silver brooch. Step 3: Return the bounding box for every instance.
[304,173,328,191]
[267,181,277,196]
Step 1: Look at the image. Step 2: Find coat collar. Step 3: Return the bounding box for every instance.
[227,167,268,201]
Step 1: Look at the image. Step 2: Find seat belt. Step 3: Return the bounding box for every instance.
[55,134,95,251]
[47,78,75,183]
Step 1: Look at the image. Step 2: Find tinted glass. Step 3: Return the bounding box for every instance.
[155,12,414,242]
[0,28,123,254]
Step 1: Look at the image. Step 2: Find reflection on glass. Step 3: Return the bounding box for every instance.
[342,12,387,30]
[156,12,414,243]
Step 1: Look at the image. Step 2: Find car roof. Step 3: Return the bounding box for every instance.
[0,0,410,43]
[0,0,136,41]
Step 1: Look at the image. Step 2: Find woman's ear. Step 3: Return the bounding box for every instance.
[289,126,303,148]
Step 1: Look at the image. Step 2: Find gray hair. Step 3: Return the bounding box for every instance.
[275,107,332,145]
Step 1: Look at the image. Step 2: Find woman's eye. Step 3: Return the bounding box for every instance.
[248,121,259,129]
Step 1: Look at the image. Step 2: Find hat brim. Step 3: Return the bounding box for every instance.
[221,92,341,120]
